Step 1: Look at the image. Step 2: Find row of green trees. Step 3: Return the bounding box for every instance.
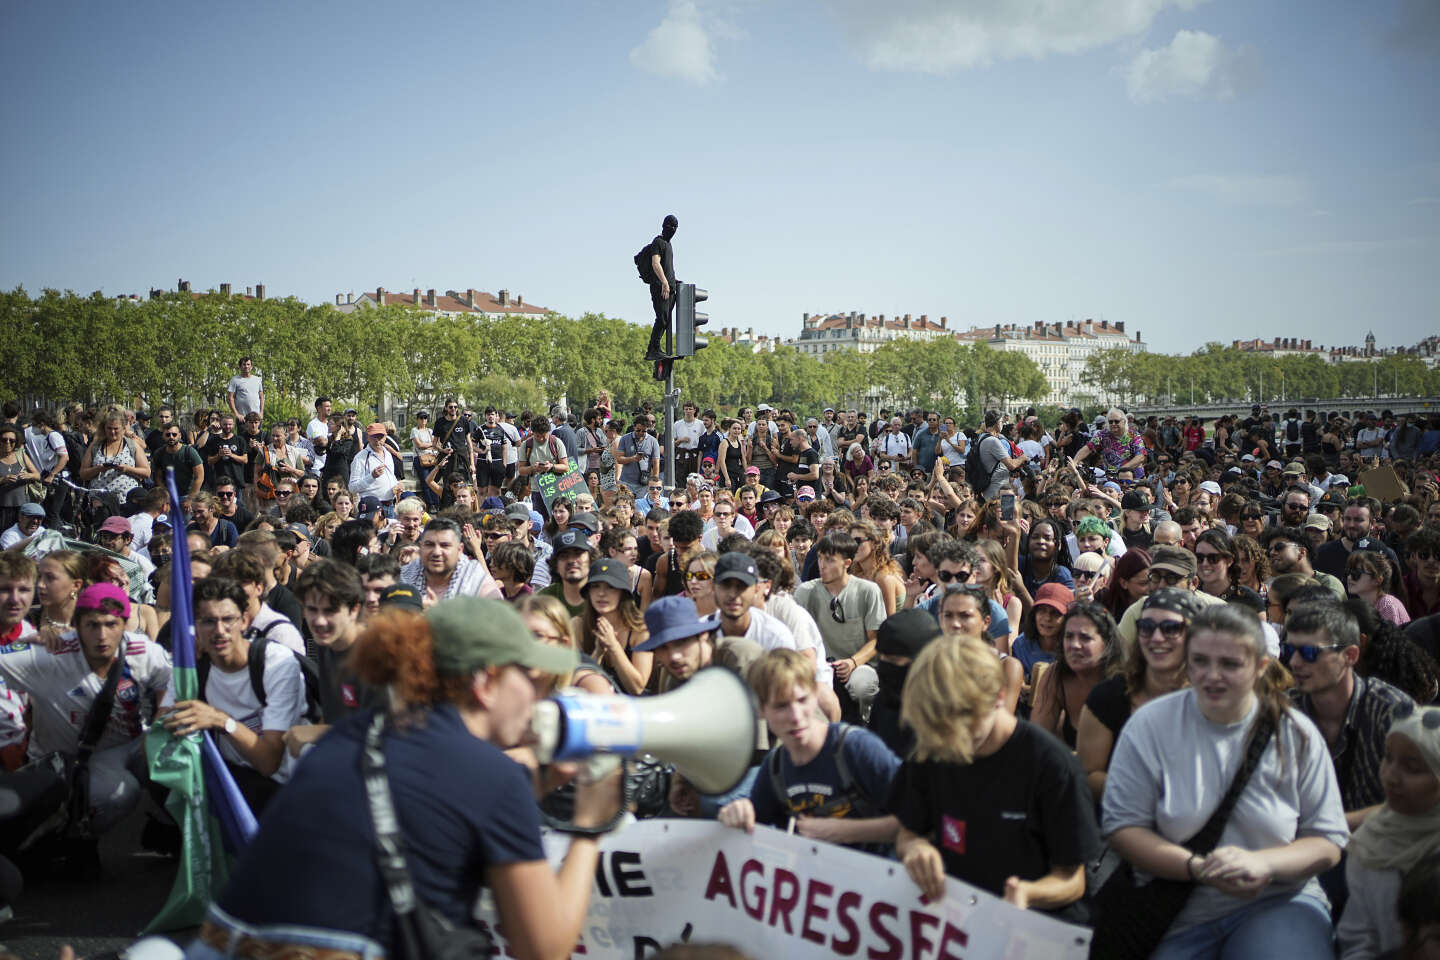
[1080,343,1439,408]
[0,288,1053,421]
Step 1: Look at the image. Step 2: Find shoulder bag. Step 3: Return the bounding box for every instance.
[1088,710,1277,959]
[361,710,494,960]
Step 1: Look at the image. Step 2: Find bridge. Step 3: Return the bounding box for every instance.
[1130,396,1439,420]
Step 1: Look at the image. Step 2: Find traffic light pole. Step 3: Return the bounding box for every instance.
[663,367,678,495]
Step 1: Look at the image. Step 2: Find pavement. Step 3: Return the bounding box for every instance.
[0,808,191,960]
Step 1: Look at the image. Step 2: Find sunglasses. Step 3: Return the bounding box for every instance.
[1074,569,1100,581]
[829,595,847,624]
[275,490,292,498]
[685,570,713,583]
[1280,641,1346,664]
[936,568,972,584]
[1194,552,1229,565]
[1136,618,1186,639]
[1147,570,1185,585]
[217,491,235,499]
[1414,550,1439,562]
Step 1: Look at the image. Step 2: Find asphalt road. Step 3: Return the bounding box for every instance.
[0,808,191,960]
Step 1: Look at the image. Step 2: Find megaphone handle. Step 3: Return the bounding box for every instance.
[579,753,623,785]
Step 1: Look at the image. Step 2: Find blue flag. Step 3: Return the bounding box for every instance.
[144,467,258,931]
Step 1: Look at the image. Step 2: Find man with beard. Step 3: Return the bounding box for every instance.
[538,528,593,619]
[1264,527,1346,600]
[398,519,501,607]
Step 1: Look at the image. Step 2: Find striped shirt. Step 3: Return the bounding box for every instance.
[1295,674,1413,811]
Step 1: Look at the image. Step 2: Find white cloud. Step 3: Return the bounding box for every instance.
[1125,30,1253,103]
[1169,174,1309,207]
[824,0,1207,74]
[630,0,719,85]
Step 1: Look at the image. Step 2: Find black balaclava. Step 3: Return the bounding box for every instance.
[662,214,678,240]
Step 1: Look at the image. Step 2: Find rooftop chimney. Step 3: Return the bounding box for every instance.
[335,294,343,305]
[1135,330,1142,343]
[498,289,509,307]
[376,287,386,306]
[1100,319,1108,329]
[347,292,353,304]
[413,288,421,304]
[516,294,522,305]
[940,316,947,328]
[426,288,437,307]
[919,314,928,326]
[994,324,1001,337]
[255,284,265,300]
[178,279,190,292]
[246,287,253,297]
[220,283,232,297]
[466,288,477,308]
[1116,321,1124,332]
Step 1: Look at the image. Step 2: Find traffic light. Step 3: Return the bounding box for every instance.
[652,357,673,382]
[675,283,708,357]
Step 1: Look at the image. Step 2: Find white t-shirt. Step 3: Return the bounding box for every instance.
[24,427,67,477]
[673,417,704,452]
[249,603,305,656]
[1102,690,1348,932]
[409,427,434,452]
[501,421,521,466]
[227,375,264,417]
[131,512,157,561]
[306,416,330,441]
[877,431,911,461]
[0,629,171,758]
[1018,439,1046,464]
[0,525,26,551]
[765,593,834,688]
[737,607,798,654]
[701,514,755,552]
[182,640,306,782]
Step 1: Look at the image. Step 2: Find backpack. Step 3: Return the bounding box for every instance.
[521,434,563,465]
[766,723,877,818]
[633,241,657,284]
[1286,419,1301,443]
[60,430,88,477]
[197,628,323,723]
[964,433,997,494]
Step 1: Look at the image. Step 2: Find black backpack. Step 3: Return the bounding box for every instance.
[633,241,657,284]
[964,433,994,494]
[766,723,876,818]
[1286,419,1301,443]
[197,628,323,723]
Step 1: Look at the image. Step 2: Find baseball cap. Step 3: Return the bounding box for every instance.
[1120,491,1149,512]
[702,456,716,465]
[504,503,531,524]
[1198,481,1222,496]
[75,582,131,619]
[1032,582,1074,615]
[426,597,575,676]
[585,557,631,593]
[756,404,773,413]
[745,466,760,476]
[344,408,358,415]
[98,515,132,536]
[136,410,151,422]
[19,502,46,518]
[760,490,783,504]
[378,583,423,610]
[1303,513,1331,532]
[1149,545,1197,579]
[365,422,387,437]
[1265,460,1283,470]
[1283,462,1306,476]
[714,551,758,586]
[287,523,311,542]
[551,528,594,554]
[796,486,817,502]
[357,496,382,519]
[569,512,600,534]
[635,595,721,652]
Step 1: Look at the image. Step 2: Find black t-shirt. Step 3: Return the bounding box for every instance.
[475,424,507,462]
[779,447,819,496]
[836,426,867,455]
[316,643,383,724]
[203,433,248,490]
[221,502,255,534]
[218,707,544,944]
[887,719,1100,921]
[1121,527,1153,550]
[266,584,304,633]
[1084,675,1132,738]
[651,235,675,287]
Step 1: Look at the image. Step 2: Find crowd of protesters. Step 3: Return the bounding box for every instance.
[0,378,1439,960]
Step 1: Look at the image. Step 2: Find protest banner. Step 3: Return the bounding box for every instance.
[533,456,586,509]
[476,820,1090,959]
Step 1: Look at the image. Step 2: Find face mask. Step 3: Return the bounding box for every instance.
[874,661,909,709]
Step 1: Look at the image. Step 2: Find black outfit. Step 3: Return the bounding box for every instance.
[474,423,509,488]
[323,429,359,485]
[645,234,676,356]
[266,583,304,631]
[202,433,248,490]
[316,645,383,723]
[887,719,1100,923]
[1084,675,1133,741]
[433,417,472,483]
[1121,527,1154,550]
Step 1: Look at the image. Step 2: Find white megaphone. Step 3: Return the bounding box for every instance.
[530,667,755,795]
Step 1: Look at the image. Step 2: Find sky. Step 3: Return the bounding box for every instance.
[2,0,1437,356]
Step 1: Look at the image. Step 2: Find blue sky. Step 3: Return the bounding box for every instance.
[2,0,1436,355]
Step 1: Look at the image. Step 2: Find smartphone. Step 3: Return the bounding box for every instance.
[1001,491,1015,522]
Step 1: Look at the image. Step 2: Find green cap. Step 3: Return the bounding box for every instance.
[425,597,577,676]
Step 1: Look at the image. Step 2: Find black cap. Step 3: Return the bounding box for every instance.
[875,609,942,659]
[714,552,758,586]
[585,557,632,593]
[378,583,423,610]
[570,512,601,534]
[1121,491,1150,511]
[551,528,594,554]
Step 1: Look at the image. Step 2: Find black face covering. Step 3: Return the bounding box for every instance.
[661,214,678,240]
[875,660,909,710]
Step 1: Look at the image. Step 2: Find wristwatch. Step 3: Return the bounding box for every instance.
[223,717,237,736]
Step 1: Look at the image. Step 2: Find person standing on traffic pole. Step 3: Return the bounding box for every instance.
[643,214,678,361]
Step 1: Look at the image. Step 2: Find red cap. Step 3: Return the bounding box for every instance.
[75,582,131,619]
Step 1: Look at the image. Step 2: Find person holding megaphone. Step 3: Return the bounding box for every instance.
[189,597,623,960]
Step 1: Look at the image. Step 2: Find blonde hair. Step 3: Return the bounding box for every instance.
[513,593,579,689]
[746,648,817,707]
[901,636,1003,764]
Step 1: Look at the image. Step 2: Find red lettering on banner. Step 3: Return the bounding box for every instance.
[831,890,863,956]
[740,858,766,921]
[937,922,969,960]
[867,901,902,960]
[703,851,736,908]
[767,867,800,934]
[800,878,834,946]
[908,911,939,960]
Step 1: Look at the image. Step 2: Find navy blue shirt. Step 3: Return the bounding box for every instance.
[751,723,899,835]
[219,706,544,944]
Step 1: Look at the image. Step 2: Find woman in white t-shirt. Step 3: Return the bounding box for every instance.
[409,412,435,462]
[1099,603,1348,958]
